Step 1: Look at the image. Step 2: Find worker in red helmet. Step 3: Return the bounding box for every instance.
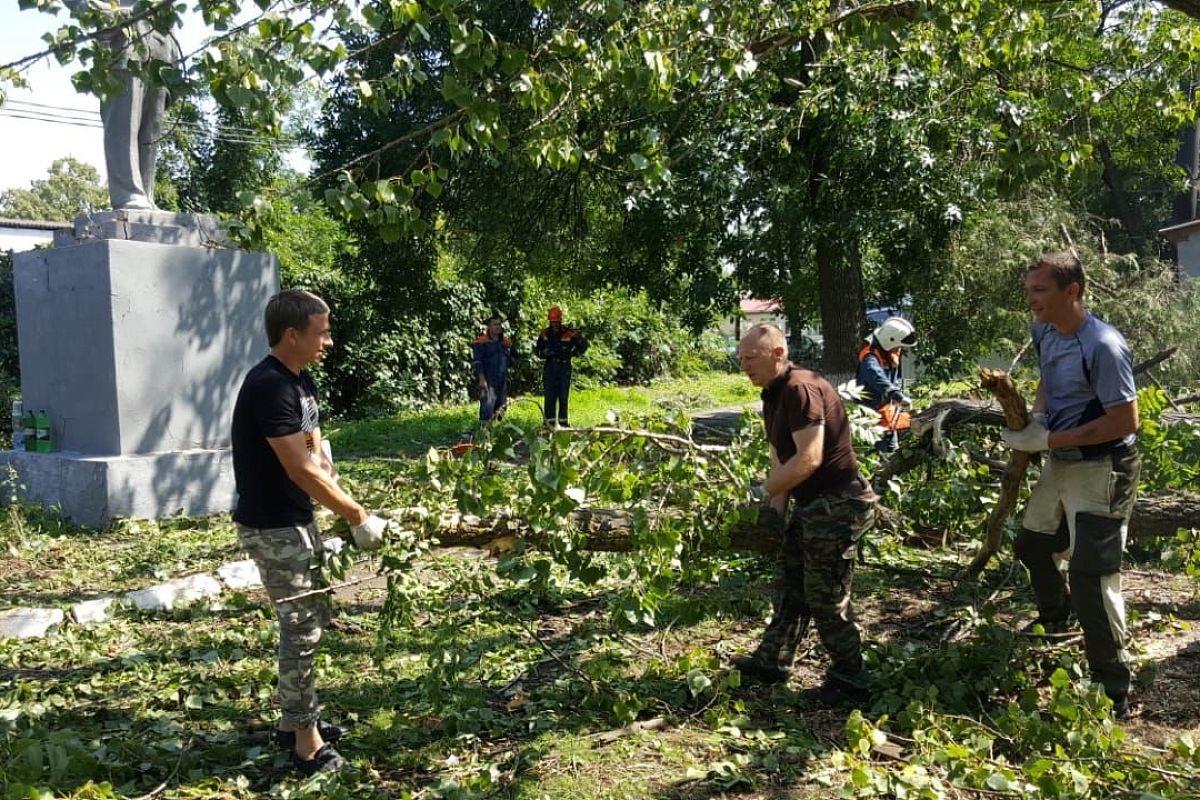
[535,306,588,426]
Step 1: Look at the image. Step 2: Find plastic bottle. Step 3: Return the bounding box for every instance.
[35,409,50,453]
[10,400,22,451]
[23,410,35,452]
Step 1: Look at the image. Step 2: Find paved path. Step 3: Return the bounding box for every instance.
[690,402,758,442]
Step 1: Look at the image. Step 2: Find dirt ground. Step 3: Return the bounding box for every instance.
[332,543,1200,771]
[321,544,1200,796]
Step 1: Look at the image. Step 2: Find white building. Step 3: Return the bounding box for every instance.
[1160,218,1200,279]
[0,218,69,253]
[717,298,791,340]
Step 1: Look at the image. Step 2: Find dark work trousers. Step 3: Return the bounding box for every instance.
[874,429,899,454]
[754,491,876,682]
[1013,449,1140,699]
[478,376,508,424]
[543,361,572,425]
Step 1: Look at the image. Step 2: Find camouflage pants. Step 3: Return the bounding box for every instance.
[237,523,328,727]
[754,493,876,680]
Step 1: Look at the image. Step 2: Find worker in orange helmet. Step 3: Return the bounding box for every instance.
[535,306,588,426]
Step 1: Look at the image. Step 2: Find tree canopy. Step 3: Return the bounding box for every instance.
[6,0,1200,373]
[0,156,108,221]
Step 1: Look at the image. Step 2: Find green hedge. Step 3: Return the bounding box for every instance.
[0,247,728,423]
[505,281,727,393]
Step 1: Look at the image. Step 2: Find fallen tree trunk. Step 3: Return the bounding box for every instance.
[908,399,1005,438]
[1125,491,1200,539]
[388,492,1199,555]
[905,399,1196,445]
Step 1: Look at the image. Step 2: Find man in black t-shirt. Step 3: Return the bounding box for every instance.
[732,324,877,705]
[231,289,387,775]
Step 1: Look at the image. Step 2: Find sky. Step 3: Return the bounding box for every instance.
[0,4,112,192]
[0,3,306,196]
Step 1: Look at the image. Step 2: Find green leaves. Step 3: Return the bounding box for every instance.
[425,409,762,620]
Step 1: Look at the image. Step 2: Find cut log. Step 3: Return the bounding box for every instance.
[1126,491,1200,539]
[908,399,1005,438]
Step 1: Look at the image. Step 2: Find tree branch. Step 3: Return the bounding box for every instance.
[1,0,176,75]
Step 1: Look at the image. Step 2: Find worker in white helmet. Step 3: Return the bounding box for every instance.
[855,317,917,453]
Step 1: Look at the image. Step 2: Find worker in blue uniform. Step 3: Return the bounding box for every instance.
[472,316,515,424]
[535,306,588,426]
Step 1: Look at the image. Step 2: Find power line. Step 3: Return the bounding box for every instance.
[7,97,304,140]
[0,107,302,149]
[0,110,101,129]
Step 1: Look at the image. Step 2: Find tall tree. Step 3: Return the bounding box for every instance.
[10,1,1200,370]
[0,156,108,221]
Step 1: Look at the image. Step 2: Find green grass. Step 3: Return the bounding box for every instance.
[3,462,1199,799]
[326,370,757,456]
[7,502,1194,800]
[0,511,822,800]
[5,379,1199,799]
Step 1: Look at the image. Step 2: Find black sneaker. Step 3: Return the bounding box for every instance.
[275,722,346,749]
[1019,615,1077,637]
[730,654,791,685]
[290,743,346,776]
[799,676,871,707]
[1109,693,1131,720]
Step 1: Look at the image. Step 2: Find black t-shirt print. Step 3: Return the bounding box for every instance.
[300,392,319,456]
[231,355,321,528]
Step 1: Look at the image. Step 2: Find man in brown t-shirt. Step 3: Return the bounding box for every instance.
[732,324,877,704]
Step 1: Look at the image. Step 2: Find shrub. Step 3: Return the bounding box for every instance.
[0,251,20,443]
[507,280,727,393]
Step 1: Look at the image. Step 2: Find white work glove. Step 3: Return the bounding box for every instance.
[351,514,388,551]
[1001,418,1050,453]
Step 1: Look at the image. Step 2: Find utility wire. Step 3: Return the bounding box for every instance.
[5,98,292,138]
[0,106,302,148]
[0,111,298,148]
[4,98,299,140]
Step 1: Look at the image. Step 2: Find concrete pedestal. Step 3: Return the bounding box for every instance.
[0,448,235,527]
[5,212,278,527]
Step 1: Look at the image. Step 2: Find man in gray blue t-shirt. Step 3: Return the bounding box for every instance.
[1000,252,1140,719]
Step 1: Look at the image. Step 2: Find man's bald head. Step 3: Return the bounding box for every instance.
[738,324,790,387]
[741,324,787,353]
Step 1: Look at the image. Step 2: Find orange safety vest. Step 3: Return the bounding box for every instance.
[857,343,910,432]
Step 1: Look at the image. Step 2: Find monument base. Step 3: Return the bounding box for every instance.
[0,449,235,528]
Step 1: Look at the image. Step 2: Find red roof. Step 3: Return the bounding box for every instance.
[740,298,782,314]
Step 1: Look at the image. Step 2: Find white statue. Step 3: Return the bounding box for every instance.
[66,0,182,210]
